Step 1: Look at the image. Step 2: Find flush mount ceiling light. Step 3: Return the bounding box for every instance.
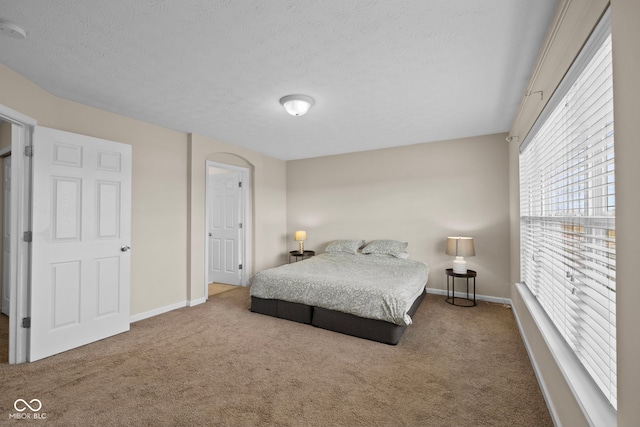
[279,94,314,116]
[0,19,27,39]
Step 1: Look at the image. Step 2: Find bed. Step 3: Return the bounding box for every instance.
[249,239,430,345]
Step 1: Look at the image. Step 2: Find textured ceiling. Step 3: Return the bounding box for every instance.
[0,1,557,160]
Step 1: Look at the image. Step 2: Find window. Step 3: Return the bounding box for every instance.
[519,14,616,409]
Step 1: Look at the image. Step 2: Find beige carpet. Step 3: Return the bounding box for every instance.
[0,288,552,426]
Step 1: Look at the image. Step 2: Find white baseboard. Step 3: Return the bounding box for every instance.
[130,300,187,323]
[188,297,207,307]
[130,296,208,323]
[426,287,512,306]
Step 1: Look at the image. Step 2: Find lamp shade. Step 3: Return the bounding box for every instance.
[294,231,307,241]
[280,95,314,116]
[446,237,475,257]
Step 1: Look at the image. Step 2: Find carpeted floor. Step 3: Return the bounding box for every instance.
[0,287,552,426]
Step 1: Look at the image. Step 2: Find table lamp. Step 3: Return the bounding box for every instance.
[294,231,307,254]
[446,236,475,274]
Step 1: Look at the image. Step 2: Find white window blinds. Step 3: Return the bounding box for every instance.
[519,18,616,409]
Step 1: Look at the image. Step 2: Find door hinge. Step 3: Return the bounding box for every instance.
[22,317,31,328]
[239,264,243,270]
[24,145,34,157]
[238,181,242,188]
[239,223,243,229]
[23,231,32,242]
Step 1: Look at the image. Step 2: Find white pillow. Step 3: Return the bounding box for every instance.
[361,240,408,257]
[325,239,365,254]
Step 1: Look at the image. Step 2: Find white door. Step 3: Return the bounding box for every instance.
[29,126,131,362]
[1,155,10,315]
[207,169,242,285]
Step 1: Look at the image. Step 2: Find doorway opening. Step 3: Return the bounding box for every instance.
[0,121,11,363]
[0,104,36,364]
[204,161,251,300]
[208,283,238,297]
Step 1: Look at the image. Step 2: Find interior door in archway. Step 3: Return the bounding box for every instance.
[207,169,243,286]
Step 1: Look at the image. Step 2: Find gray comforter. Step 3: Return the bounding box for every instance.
[249,252,430,326]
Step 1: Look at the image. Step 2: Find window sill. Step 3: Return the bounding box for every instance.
[514,283,616,427]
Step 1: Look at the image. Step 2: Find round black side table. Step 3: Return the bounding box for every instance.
[445,268,477,307]
[289,250,315,263]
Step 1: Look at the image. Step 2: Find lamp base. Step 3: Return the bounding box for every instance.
[298,241,304,254]
[452,256,467,274]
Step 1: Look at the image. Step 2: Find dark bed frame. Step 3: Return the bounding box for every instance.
[250,290,426,345]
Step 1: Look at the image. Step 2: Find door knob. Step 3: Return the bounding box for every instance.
[121,245,131,252]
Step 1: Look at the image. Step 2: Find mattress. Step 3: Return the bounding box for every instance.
[249,252,430,326]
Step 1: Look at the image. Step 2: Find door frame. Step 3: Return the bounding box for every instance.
[1,152,11,316]
[204,161,251,298]
[0,103,36,364]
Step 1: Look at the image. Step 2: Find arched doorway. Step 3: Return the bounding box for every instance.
[204,154,253,300]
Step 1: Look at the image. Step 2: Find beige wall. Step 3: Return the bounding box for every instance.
[287,134,510,298]
[508,0,640,425]
[0,64,189,315]
[0,121,10,149]
[0,64,287,316]
[611,1,640,424]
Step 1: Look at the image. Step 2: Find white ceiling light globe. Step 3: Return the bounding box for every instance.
[279,95,315,116]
